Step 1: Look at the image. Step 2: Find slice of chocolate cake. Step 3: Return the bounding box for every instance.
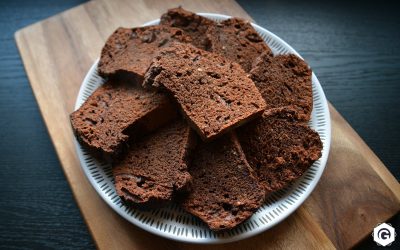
[143,43,266,141]
[237,109,323,193]
[250,52,313,121]
[113,120,196,209]
[206,18,272,72]
[180,133,265,231]
[98,25,191,81]
[160,7,215,50]
[70,80,177,158]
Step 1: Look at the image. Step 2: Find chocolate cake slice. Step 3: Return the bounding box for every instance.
[113,120,196,209]
[206,18,272,72]
[98,25,191,81]
[70,80,177,158]
[237,109,323,193]
[143,43,266,141]
[250,52,313,121]
[160,7,215,50]
[180,133,265,231]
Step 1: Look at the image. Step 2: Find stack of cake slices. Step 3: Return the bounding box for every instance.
[70,7,323,231]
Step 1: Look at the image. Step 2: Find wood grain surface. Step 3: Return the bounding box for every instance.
[13,0,400,249]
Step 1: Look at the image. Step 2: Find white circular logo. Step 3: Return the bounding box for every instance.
[373,223,396,247]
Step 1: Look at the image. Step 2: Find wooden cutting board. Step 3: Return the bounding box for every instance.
[15,0,400,249]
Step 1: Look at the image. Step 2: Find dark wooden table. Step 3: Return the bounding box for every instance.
[0,0,398,249]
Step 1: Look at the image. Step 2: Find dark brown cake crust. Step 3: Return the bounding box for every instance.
[237,109,323,193]
[160,7,215,50]
[143,43,266,141]
[250,52,313,121]
[70,80,177,158]
[98,25,191,81]
[113,120,196,209]
[180,133,265,231]
[206,18,272,72]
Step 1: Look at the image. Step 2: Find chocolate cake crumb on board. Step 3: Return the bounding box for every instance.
[250,52,313,121]
[98,25,191,82]
[180,133,265,231]
[143,43,266,141]
[160,7,215,50]
[206,18,273,72]
[70,80,177,159]
[113,120,196,209]
[237,109,323,193]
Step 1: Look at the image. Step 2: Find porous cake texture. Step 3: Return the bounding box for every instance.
[181,133,265,231]
[113,120,196,208]
[144,43,266,141]
[70,80,177,158]
[98,25,191,81]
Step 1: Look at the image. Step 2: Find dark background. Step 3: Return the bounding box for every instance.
[0,0,398,249]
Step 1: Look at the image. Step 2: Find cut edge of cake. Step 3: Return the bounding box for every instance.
[113,120,197,209]
[143,42,266,141]
[70,80,178,160]
[180,132,266,231]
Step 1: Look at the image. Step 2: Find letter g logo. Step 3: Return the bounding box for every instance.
[378,228,391,240]
[373,223,396,247]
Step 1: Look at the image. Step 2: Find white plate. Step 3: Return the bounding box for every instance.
[73,13,331,244]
